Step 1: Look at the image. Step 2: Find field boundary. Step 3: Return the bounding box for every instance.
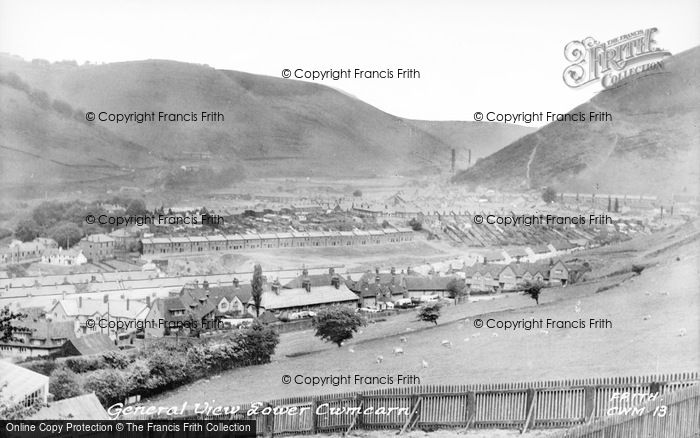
[127,371,700,435]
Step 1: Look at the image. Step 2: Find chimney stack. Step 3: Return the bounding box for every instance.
[390,267,396,275]
[331,274,340,289]
[79,296,83,308]
[272,279,281,295]
[233,278,239,288]
[203,280,209,290]
[126,299,130,311]
[329,267,335,276]
[103,294,108,303]
[146,296,151,307]
[302,278,311,293]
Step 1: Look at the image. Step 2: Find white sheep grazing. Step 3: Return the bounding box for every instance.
[348,347,355,353]
[400,336,408,343]
[463,337,470,342]
[643,314,652,320]
[472,333,481,338]
[539,329,549,335]
[393,347,404,355]
[421,360,429,368]
[376,355,384,364]
[678,328,687,337]
[406,327,414,332]
[441,340,453,348]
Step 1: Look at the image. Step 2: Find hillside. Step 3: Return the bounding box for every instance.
[0,56,478,195]
[0,78,164,197]
[453,46,700,196]
[406,120,535,167]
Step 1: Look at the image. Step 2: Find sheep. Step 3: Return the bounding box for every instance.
[376,355,384,364]
[406,327,414,332]
[539,329,549,335]
[421,360,429,368]
[463,337,470,342]
[393,347,405,355]
[348,347,355,353]
[441,340,453,348]
[678,328,687,337]
[472,333,481,338]
[400,336,408,343]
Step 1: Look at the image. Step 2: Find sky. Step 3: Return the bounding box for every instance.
[0,0,698,125]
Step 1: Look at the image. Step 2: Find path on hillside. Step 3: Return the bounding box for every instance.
[526,141,539,189]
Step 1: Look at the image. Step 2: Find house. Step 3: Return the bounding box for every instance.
[1,238,58,264]
[50,297,149,340]
[78,234,116,262]
[0,313,75,359]
[41,247,87,266]
[180,281,251,316]
[145,288,216,338]
[548,260,570,286]
[28,393,109,420]
[0,361,49,409]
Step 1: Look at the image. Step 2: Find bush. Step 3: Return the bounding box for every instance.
[84,368,130,406]
[49,367,83,401]
[101,351,132,369]
[64,356,105,373]
[22,359,59,376]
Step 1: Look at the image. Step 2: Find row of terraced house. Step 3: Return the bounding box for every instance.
[141,227,415,255]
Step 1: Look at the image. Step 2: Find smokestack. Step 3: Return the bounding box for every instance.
[451,148,456,173]
[302,278,311,293]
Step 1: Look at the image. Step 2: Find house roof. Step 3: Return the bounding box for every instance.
[54,299,148,320]
[67,333,118,356]
[11,317,75,345]
[82,234,115,243]
[404,276,459,291]
[254,284,358,310]
[29,393,109,420]
[283,273,345,289]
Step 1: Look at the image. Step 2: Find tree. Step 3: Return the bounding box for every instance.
[523,281,545,305]
[48,222,83,248]
[251,264,264,317]
[631,264,645,275]
[312,307,366,347]
[0,306,25,342]
[614,198,620,213]
[418,302,442,325]
[124,199,148,217]
[408,218,423,231]
[542,187,557,204]
[14,219,41,242]
[353,190,362,197]
[446,278,467,300]
[49,368,83,401]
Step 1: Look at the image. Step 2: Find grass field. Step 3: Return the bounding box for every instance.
[146,224,700,411]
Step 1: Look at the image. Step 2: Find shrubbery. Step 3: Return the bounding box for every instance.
[49,368,83,400]
[49,322,279,406]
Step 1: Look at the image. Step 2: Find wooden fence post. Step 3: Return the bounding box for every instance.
[584,385,596,422]
[522,389,536,433]
[310,398,318,434]
[465,391,476,428]
[265,402,275,437]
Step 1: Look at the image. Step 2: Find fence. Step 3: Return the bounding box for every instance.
[553,383,700,437]
[131,371,699,435]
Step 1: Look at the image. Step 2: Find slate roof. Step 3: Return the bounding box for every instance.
[254,284,358,311]
[404,276,460,292]
[67,333,118,356]
[29,393,109,420]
